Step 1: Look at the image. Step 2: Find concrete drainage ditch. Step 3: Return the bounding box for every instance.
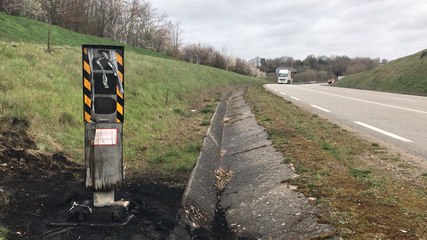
[178,88,337,239]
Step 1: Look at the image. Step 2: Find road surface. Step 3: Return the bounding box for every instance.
[265,84,427,160]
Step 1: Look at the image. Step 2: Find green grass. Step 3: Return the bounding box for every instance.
[0,226,9,240]
[0,12,165,58]
[336,50,427,95]
[0,42,260,172]
[200,118,211,126]
[0,13,262,175]
[350,168,372,179]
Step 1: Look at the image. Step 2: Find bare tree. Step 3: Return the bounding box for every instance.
[152,22,172,52]
[346,63,368,75]
[212,52,227,70]
[20,0,45,19]
[171,21,181,58]
[293,69,317,82]
[330,55,351,76]
[0,0,22,15]
[181,43,200,64]
[40,0,61,24]
[114,0,148,42]
[0,0,45,19]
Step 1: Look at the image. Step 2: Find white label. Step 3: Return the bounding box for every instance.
[94,128,117,145]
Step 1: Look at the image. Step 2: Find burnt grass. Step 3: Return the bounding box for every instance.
[0,117,245,240]
[0,118,190,240]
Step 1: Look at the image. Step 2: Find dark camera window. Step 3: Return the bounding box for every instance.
[94,97,116,114]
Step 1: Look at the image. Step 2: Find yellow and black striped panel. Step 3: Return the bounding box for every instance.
[116,49,124,123]
[82,47,92,123]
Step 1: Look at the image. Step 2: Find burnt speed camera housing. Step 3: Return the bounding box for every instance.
[82,45,125,206]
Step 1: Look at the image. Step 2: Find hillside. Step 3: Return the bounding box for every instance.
[336,50,427,96]
[0,12,164,58]
[0,13,261,173]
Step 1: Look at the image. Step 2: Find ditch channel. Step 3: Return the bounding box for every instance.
[177,87,337,239]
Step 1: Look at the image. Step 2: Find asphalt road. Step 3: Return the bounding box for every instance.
[265,83,427,160]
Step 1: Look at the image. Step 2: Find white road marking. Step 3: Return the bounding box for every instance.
[354,121,413,143]
[291,97,300,101]
[311,105,331,113]
[280,92,286,95]
[298,87,427,115]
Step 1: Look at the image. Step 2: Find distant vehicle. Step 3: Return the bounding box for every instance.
[276,69,292,84]
[328,78,336,84]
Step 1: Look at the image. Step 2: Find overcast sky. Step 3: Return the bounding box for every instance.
[152,0,427,61]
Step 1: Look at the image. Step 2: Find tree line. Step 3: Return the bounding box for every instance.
[1,0,261,77]
[252,55,387,82]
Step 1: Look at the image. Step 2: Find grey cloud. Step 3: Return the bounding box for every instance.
[152,0,427,60]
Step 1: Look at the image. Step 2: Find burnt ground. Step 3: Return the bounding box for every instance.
[0,118,196,240]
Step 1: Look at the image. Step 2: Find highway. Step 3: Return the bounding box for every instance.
[265,84,427,160]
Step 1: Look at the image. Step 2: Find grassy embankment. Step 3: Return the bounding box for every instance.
[0,12,260,175]
[246,86,427,239]
[336,50,427,96]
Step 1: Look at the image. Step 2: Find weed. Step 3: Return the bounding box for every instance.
[200,119,210,126]
[307,182,318,190]
[184,142,202,154]
[295,165,309,174]
[58,111,76,125]
[261,116,271,122]
[172,108,185,116]
[321,141,334,151]
[200,105,215,114]
[351,168,372,178]
[398,163,412,169]
[0,226,10,240]
[371,143,380,148]
[283,156,292,164]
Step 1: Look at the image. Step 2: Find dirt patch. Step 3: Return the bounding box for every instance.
[0,118,192,239]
